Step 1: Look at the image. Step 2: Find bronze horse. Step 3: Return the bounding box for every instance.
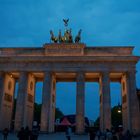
[75,29,82,43]
[50,30,58,43]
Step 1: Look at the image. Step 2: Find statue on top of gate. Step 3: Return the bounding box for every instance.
[50,19,82,43]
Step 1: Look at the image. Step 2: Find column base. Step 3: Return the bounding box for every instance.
[39,131,55,134]
[75,132,86,135]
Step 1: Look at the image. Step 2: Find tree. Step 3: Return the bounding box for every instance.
[94,105,122,128]
[111,105,122,127]
[34,104,64,123]
[94,117,99,127]
[55,108,64,119]
[12,100,64,125]
[34,103,42,123]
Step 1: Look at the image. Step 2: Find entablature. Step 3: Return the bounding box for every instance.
[0,44,137,57]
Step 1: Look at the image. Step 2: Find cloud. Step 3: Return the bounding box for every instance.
[1,0,140,46]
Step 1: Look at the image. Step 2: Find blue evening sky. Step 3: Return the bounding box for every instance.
[0,0,140,121]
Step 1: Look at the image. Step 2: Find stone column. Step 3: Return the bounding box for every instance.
[40,71,56,133]
[24,74,35,130]
[76,72,85,134]
[0,72,4,130]
[99,72,111,132]
[121,71,140,134]
[121,73,130,132]
[15,72,28,131]
[15,72,35,130]
[48,75,56,132]
[0,72,4,109]
[0,73,15,130]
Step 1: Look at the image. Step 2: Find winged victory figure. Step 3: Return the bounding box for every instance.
[63,18,69,27]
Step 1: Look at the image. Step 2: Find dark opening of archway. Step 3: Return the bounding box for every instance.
[110,82,122,128]
[85,82,100,127]
[33,82,43,127]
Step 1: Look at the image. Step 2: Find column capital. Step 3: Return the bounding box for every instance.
[122,71,136,81]
[99,71,110,76]
[19,71,28,80]
[43,71,55,76]
[128,70,136,76]
[0,71,5,76]
[43,71,54,82]
[76,71,85,81]
[19,71,28,74]
[99,71,110,84]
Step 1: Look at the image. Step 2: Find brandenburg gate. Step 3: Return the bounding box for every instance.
[0,21,140,134]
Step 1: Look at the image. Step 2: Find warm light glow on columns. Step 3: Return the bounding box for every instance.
[0,72,4,111]
[0,73,15,130]
[99,72,111,131]
[40,71,56,133]
[15,72,35,130]
[76,71,85,134]
[15,72,28,131]
[24,74,35,129]
[0,72,4,130]
[48,73,56,132]
[122,71,140,134]
[121,73,130,132]
[128,71,140,133]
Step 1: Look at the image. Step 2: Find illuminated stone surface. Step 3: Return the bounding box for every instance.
[0,44,140,134]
